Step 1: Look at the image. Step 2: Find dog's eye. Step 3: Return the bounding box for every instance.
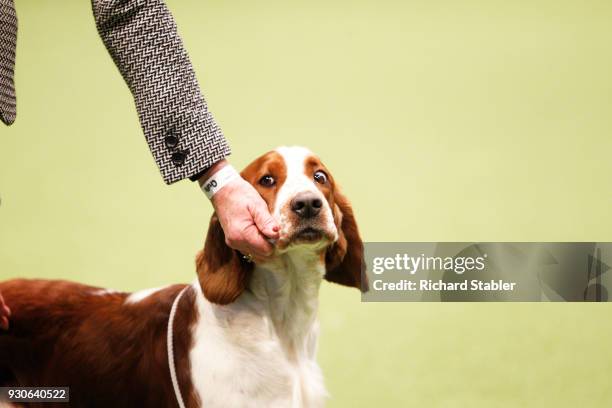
[313,170,328,184]
[259,175,276,187]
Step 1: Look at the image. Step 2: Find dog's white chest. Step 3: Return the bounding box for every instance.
[189,291,326,408]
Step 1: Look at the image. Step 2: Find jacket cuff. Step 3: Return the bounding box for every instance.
[153,111,232,185]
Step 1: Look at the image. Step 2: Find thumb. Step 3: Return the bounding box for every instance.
[250,200,279,239]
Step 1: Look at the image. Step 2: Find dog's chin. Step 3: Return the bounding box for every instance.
[277,227,335,251]
[294,227,324,242]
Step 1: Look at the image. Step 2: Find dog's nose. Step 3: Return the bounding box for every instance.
[290,192,323,218]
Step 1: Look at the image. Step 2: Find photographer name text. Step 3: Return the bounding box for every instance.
[370,253,517,292]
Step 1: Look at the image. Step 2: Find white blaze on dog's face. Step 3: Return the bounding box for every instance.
[273,146,339,250]
[241,146,338,251]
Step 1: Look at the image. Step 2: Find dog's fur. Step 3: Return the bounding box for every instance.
[0,146,366,407]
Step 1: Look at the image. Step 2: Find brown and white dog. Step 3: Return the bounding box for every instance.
[0,146,366,408]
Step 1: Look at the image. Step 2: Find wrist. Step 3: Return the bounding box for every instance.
[198,161,240,200]
[210,175,242,208]
[198,159,229,187]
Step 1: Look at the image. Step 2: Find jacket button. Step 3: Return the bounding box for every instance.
[165,134,179,149]
[171,151,186,166]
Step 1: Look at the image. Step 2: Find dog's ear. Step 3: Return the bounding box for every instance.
[195,214,254,305]
[325,188,368,292]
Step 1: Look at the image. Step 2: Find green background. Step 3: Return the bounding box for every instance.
[1,0,612,406]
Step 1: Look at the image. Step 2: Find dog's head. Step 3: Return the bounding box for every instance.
[196,146,367,304]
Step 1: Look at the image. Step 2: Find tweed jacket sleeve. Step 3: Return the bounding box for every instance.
[0,0,17,126]
[91,0,231,184]
[0,0,230,183]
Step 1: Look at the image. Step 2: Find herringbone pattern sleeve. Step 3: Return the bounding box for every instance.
[0,0,17,126]
[92,0,231,184]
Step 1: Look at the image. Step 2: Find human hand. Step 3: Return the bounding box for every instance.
[200,160,280,262]
[0,292,10,330]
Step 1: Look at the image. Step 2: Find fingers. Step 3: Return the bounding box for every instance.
[224,223,274,260]
[212,176,279,262]
[250,199,280,239]
[242,224,274,258]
